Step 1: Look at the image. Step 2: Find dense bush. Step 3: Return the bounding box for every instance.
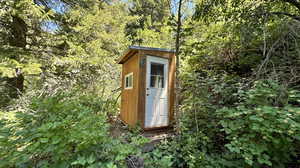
[0,93,141,168]
[151,72,300,168]
[219,80,300,167]
[143,147,174,168]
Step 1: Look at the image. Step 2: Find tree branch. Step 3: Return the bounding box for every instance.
[271,12,300,22]
[175,0,183,57]
[281,0,300,12]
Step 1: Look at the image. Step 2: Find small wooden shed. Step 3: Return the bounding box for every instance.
[118,46,176,130]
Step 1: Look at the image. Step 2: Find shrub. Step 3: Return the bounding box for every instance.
[143,147,174,168]
[218,80,300,167]
[167,71,300,167]
[0,92,139,168]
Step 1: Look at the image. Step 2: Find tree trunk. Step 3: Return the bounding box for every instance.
[6,15,27,98]
[6,69,25,98]
[174,0,183,133]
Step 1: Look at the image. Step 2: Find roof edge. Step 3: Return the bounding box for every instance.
[129,46,175,53]
[117,46,175,64]
[117,49,138,64]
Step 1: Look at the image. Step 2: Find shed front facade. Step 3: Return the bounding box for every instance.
[118,46,176,130]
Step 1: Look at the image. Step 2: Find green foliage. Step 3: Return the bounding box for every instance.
[0,92,140,167]
[0,56,42,78]
[1,0,132,105]
[174,2,300,166]
[173,72,300,167]
[219,80,300,167]
[144,147,174,168]
[44,1,135,97]
[173,72,247,167]
[1,0,300,167]
[126,0,173,48]
[0,0,52,77]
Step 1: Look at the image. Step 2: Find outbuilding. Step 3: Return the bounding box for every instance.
[118,46,176,130]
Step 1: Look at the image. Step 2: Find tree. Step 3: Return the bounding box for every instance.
[0,0,126,104]
[56,0,134,95]
[174,0,183,133]
[0,0,49,101]
[126,0,173,48]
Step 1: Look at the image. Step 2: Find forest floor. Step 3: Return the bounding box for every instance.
[109,117,174,152]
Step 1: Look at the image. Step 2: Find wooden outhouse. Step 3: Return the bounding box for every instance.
[118,46,176,130]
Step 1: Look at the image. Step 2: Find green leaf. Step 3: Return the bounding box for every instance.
[87,155,96,164]
[72,156,86,166]
[40,138,49,143]
[106,162,117,168]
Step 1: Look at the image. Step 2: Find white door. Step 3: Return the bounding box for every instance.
[145,56,169,128]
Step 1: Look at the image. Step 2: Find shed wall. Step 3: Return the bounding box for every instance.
[137,50,176,129]
[120,53,140,126]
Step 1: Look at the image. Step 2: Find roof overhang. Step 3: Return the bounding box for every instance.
[117,46,175,64]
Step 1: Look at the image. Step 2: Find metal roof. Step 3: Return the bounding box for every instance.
[128,46,175,53]
[117,46,175,64]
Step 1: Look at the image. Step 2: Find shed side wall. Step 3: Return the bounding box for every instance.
[120,53,139,126]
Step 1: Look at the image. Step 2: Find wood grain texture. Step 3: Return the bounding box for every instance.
[119,49,176,129]
[120,53,139,126]
[138,50,146,128]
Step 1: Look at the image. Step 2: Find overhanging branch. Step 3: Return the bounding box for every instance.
[271,12,300,22]
[282,0,300,12]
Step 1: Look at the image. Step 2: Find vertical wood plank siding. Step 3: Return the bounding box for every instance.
[120,48,175,129]
[120,53,139,126]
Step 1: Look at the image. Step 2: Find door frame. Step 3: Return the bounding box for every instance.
[144,55,169,128]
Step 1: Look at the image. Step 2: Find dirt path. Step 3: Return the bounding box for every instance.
[109,119,175,168]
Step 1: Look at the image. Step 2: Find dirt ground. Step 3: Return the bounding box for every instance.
[109,117,174,151]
